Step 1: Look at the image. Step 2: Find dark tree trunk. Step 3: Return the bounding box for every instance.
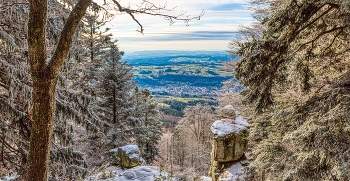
[26,77,57,181]
[26,0,92,180]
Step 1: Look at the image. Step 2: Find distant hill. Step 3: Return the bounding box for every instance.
[122,50,234,66]
[122,50,238,118]
[122,50,237,97]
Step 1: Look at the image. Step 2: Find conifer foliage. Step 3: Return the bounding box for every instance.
[0,0,162,179]
[133,88,162,163]
[231,0,350,180]
[0,0,31,175]
[0,1,90,179]
[95,43,134,145]
[0,0,201,180]
[93,44,162,163]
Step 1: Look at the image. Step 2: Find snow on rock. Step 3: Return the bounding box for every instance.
[210,116,249,138]
[218,162,244,181]
[84,166,173,181]
[110,145,141,168]
[233,116,250,127]
[119,145,139,159]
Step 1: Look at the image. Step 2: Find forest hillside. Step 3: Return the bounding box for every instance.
[231,0,350,180]
[1,0,350,181]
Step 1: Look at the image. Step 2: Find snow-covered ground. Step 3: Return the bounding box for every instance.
[84,166,174,181]
[0,173,19,181]
[218,162,245,181]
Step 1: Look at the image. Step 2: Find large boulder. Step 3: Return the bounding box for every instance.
[110,145,141,168]
[209,105,249,181]
[210,116,249,162]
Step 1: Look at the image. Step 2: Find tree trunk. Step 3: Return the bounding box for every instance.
[26,0,92,180]
[26,77,57,181]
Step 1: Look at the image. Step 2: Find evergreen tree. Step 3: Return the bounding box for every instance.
[0,0,31,175]
[133,88,162,163]
[72,9,115,93]
[95,43,135,146]
[89,42,162,164]
[1,0,202,179]
[230,0,350,180]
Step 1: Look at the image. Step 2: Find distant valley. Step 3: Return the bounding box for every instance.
[122,50,237,117]
[123,50,236,97]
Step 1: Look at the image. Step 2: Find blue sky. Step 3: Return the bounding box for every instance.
[96,0,254,53]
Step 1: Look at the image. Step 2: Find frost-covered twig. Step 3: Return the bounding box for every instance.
[0,172,20,181]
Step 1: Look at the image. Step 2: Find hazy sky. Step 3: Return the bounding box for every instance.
[97,0,254,53]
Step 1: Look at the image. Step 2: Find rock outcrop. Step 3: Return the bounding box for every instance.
[110,145,141,168]
[209,105,249,181]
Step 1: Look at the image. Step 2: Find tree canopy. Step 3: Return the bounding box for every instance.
[1,0,202,180]
[231,0,350,180]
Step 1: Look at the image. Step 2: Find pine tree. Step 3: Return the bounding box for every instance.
[1,0,202,179]
[0,1,31,176]
[88,42,163,165]
[230,0,350,180]
[133,88,162,163]
[71,8,115,93]
[95,43,136,146]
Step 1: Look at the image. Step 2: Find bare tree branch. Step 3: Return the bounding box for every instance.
[49,0,93,75]
[110,0,204,33]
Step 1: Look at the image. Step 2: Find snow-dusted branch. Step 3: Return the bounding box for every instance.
[110,0,204,33]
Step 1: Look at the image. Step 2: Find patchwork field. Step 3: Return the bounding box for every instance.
[122,50,237,117]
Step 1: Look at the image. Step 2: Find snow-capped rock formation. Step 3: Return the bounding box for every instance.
[110,145,141,168]
[209,105,249,181]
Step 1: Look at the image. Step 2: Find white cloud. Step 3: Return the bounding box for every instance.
[117,40,232,53]
[93,0,254,52]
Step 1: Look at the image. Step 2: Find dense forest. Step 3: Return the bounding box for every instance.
[1,0,350,181]
[0,0,186,180]
[231,0,350,180]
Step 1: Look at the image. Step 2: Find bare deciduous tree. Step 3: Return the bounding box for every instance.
[156,104,215,180]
